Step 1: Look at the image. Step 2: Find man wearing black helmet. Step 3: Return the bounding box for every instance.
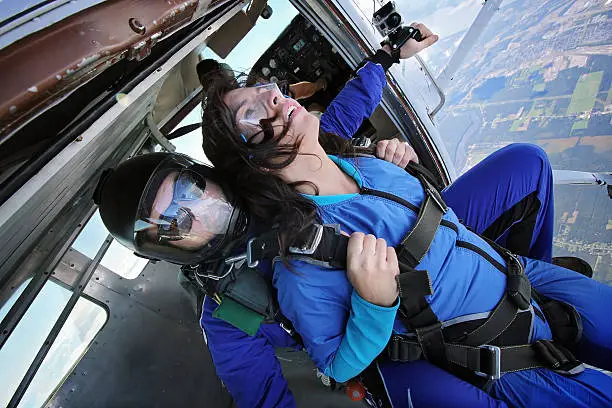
[96,153,248,266]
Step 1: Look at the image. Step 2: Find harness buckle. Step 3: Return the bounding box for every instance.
[246,238,260,268]
[475,345,501,381]
[289,224,324,255]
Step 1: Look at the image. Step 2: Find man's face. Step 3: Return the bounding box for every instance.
[146,171,233,251]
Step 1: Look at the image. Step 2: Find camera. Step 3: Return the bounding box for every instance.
[372,1,422,53]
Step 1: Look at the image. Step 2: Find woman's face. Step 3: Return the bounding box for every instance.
[223,83,320,150]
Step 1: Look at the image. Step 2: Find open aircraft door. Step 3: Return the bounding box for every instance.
[327,0,612,283]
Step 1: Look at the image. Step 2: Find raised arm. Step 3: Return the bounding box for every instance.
[320,51,391,139]
[320,23,439,139]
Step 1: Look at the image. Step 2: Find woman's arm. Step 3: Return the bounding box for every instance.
[320,23,439,140]
[273,233,400,383]
[274,260,398,382]
[320,54,390,139]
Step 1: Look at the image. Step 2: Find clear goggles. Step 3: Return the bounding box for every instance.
[238,82,283,143]
[134,156,235,261]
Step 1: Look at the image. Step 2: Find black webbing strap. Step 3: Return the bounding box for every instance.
[481,235,532,310]
[247,224,349,268]
[389,173,450,369]
[304,225,349,268]
[386,337,584,380]
[447,339,584,378]
[394,266,449,368]
[396,175,447,268]
[458,249,529,346]
[460,294,518,346]
[405,161,444,192]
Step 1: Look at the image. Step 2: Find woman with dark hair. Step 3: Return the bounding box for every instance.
[198,21,612,408]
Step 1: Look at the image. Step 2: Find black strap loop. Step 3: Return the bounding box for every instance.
[386,337,585,380]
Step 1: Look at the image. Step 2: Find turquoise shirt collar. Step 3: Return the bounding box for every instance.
[304,155,362,206]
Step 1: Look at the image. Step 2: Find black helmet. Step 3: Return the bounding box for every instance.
[94,152,248,265]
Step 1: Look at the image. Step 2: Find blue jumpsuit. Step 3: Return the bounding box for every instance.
[200,62,610,407]
[281,153,610,408]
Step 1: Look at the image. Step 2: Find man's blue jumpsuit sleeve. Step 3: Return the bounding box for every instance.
[320,61,387,139]
[200,297,295,408]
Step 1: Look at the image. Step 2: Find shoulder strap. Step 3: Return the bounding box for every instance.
[395,172,447,268]
[405,161,444,192]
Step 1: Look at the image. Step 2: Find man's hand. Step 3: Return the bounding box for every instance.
[382,23,439,59]
[346,232,399,307]
[376,138,419,168]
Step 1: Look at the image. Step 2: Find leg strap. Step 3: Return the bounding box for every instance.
[383,337,585,380]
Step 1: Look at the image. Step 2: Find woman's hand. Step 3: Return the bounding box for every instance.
[376,138,419,168]
[382,23,439,60]
[346,232,399,307]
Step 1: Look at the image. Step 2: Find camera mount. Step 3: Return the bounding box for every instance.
[372,1,422,57]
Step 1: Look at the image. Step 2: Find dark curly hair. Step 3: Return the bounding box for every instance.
[200,71,359,264]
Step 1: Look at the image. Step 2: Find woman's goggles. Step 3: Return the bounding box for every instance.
[238,82,283,143]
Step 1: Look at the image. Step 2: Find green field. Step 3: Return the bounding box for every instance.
[570,119,589,135]
[528,102,545,117]
[510,117,529,132]
[567,71,604,114]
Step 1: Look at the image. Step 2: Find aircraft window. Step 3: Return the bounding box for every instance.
[410,1,610,284]
[170,0,299,156]
[0,279,107,407]
[350,1,482,113]
[72,211,148,279]
[160,106,212,166]
[200,0,298,74]
[348,1,611,284]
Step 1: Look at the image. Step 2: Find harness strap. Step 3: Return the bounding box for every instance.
[396,174,447,268]
[458,250,528,346]
[404,161,444,192]
[239,165,580,383]
[384,336,585,380]
[248,224,350,268]
[460,294,517,346]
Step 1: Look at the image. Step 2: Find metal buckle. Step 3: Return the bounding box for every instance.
[279,321,295,337]
[476,345,501,381]
[289,224,324,255]
[245,238,260,268]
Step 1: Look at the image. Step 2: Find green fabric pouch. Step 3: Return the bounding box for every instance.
[212,295,265,336]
